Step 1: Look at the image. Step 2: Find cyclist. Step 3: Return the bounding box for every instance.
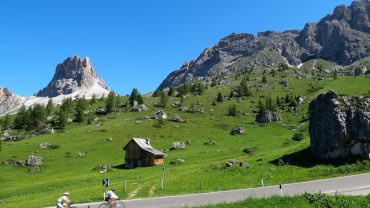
[105,188,119,207]
[56,192,71,208]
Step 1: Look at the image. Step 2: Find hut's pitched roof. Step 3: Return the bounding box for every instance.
[123,138,166,156]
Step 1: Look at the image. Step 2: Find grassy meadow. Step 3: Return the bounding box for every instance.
[1,68,370,208]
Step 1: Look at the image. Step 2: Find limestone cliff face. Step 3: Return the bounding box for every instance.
[0,88,23,116]
[35,56,109,97]
[158,0,370,90]
[309,91,370,160]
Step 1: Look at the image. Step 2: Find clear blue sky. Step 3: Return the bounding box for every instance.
[0,0,352,96]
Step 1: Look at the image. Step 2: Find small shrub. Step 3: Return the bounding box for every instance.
[292,132,304,141]
[227,104,238,116]
[243,147,257,156]
[64,152,72,158]
[49,144,60,149]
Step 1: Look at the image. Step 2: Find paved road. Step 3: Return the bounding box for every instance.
[49,173,370,208]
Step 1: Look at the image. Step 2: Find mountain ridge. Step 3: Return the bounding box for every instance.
[157,0,370,90]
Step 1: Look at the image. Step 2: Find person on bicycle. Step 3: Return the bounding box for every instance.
[105,188,119,206]
[56,192,71,208]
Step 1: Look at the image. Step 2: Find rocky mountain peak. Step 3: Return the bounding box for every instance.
[0,87,24,116]
[36,56,109,97]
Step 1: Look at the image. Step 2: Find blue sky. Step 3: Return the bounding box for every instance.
[0,0,352,96]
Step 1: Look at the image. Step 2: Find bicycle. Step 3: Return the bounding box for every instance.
[98,199,125,208]
[60,201,77,208]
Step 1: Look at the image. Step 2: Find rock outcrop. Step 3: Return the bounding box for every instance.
[158,0,370,90]
[309,91,370,160]
[255,110,282,123]
[0,87,24,116]
[36,56,109,98]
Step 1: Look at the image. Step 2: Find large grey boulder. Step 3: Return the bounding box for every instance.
[256,110,282,123]
[309,91,370,160]
[231,127,245,135]
[26,155,43,166]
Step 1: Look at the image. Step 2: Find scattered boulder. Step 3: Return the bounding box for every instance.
[92,164,112,173]
[179,106,189,112]
[239,161,250,167]
[26,155,42,166]
[352,66,367,76]
[204,140,216,145]
[309,91,370,160]
[154,110,168,120]
[77,152,87,157]
[96,107,107,115]
[169,114,184,123]
[225,160,249,168]
[131,101,149,112]
[171,101,181,108]
[2,157,24,166]
[295,95,304,106]
[279,80,288,87]
[243,147,257,156]
[256,110,282,123]
[38,143,52,149]
[170,142,186,150]
[2,130,13,141]
[169,158,185,165]
[231,127,245,135]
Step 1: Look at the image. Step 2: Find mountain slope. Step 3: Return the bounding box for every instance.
[0,87,24,116]
[158,0,370,90]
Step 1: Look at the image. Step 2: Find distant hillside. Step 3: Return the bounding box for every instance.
[158,0,370,90]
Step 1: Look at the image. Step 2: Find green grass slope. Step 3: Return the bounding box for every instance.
[0,71,370,208]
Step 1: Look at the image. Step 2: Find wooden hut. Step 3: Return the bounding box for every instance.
[123,138,165,168]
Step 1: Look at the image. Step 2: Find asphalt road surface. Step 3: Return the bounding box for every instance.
[47,173,370,208]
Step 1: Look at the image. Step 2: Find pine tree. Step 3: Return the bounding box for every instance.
[46,99,54,115]
[216,92,223,103]
[168,87,175,96]
[75,98,87,122]
[152,90,161,97]
[1,114,11,131]
[158,93,168,107]
[14,105,27,129]
[238,78,251,97]
[91,94,97,104]
[129,88,143,106]
[58,109,68,130]
[227,104,238,116]
[106,91,117,113]
[197,83,205,95]
[32,104,47,132]
[258,99,265,113]
[211,77,217,87]
[262,74,267,83]
[276,96,281,107]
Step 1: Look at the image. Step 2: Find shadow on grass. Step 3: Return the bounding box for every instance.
[112,164,126,169]
[270,147,361,168]
[112,163,155,170]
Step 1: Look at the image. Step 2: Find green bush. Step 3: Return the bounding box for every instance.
[292,132,304,141]
[227,104,238,116]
